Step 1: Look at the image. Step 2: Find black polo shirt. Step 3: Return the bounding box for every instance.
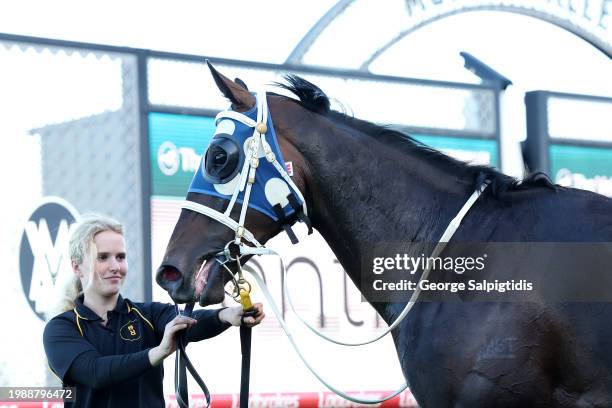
[43,295,230,408]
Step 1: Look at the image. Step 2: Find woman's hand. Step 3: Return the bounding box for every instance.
[148,316,197,366]
[219,303,265,327]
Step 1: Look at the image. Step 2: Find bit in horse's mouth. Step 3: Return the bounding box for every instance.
[194,257,214,299]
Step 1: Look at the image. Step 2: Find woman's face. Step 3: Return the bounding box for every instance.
[76,230,128,298]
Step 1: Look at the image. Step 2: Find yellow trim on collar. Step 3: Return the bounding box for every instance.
[72,308,85,337]
[128,305,155,331]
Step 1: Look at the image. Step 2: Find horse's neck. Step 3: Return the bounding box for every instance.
[298,125,473,322]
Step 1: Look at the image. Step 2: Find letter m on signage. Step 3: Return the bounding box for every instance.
[25,219,74,313]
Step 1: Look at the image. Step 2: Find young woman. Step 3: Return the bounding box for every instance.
[43,215,264,407]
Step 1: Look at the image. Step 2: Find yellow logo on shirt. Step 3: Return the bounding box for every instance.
[120,320,141,341]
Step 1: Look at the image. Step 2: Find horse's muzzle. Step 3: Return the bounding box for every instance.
[156,263,194,304]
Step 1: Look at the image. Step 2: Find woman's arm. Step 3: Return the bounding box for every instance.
[68,315,197,388]
[44,315,196,389]
[185,303,265,343]
[148,315,197,365]
[147,301,265,344]
[66,349,152,389]
[184,308,231,342]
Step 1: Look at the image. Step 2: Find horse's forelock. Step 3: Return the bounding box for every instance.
[274,75,330,115]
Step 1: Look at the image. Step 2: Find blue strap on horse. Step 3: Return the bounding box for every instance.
[174,303,211,408]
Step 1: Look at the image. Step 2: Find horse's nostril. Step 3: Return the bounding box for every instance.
[160,266,181,282]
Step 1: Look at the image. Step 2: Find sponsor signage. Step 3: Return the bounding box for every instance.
[413,134,498,167]
[550,144,612,197]
[19,197,80,321]
[149,113,216,197]
[166,390,418,407]
[5,390,418,408]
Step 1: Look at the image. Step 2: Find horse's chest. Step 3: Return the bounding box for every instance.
[394,303,552,406]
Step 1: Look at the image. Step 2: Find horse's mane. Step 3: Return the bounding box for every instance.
[274,75,556,196]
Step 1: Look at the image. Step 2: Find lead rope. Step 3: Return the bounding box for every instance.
[235,255,257,408]
[231,260,407,404]
[213,180,489,404]
[174,302,211,408]
[224,180,489,347]
[283,181,490,347]
[185,181,488,405]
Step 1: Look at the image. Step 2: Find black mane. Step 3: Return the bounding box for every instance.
[275,74,555,196]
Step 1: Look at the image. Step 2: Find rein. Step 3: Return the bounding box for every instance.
[174,303,210,408]
[179,89,491,404]
[215,181,489,404]
[174,257,256,408]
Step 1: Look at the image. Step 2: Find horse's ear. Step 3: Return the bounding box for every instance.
[235,77,249,91]
[207,61,255,110]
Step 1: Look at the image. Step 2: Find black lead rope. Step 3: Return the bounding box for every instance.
[175,302,211,408]
[239,305,257,408]
[174,302,254,408]
[239,324,252,408]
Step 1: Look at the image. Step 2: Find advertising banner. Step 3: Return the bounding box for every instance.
[550,144,612,197]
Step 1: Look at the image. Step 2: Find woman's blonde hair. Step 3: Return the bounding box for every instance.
[52,214,124,316]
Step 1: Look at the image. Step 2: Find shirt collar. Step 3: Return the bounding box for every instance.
[114,295,130,315]
[74,294,129,320]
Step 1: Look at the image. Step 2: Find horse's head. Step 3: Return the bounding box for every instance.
[156,64,313,305]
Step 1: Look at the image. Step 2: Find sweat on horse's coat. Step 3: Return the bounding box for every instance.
[157,66,612,407]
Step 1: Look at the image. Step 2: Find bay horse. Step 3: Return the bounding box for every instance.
[156,65,612,407]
